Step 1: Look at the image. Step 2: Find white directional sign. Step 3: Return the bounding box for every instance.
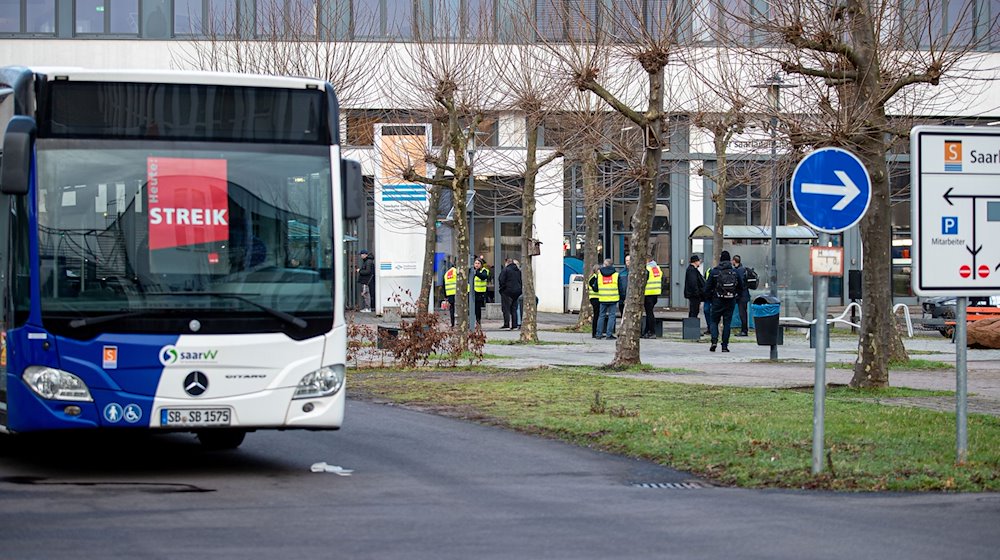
[791,147,872,233]
[911,126,1000,296]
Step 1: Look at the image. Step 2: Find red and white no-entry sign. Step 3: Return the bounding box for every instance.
[959,265,972,278]
[978,265,990,278]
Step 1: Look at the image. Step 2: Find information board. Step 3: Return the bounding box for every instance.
[911,126,1000,296]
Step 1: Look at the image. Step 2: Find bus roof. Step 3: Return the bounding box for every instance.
[29,67,329,90]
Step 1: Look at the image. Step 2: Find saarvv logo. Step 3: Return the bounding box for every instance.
[159,345,220,366]
[147,157,230,250]
[160,345,179,365]
[944,140,962,172]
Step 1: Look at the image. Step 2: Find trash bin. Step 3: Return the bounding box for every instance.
[567,274,584,313]
[752,295,781,346]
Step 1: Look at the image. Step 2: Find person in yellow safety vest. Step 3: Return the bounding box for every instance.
[595,258,620,340]
[587,264,601,339]
[642,259,663,339]
[443,265,458,327]
[472,258,490,328]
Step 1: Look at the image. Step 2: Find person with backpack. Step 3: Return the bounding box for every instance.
[704,250,744,352]
[732,255,753,337]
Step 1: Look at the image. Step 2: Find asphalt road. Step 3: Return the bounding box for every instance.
[1,399,998,559]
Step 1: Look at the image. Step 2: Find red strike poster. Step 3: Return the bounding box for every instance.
[147,157,229,250]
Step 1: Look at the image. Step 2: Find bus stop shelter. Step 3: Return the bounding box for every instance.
[689,225,824,318]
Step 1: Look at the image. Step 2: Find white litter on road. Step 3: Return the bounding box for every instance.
[310,462,354,476]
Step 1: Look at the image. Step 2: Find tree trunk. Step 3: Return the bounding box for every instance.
[417,183,443,316]
[574,153,600,331]
[712,190,726,268]
[451,171,470,339]
[520,119,540,342]
[850,131,908,388]
[845,1,907,387]
[710,134,729,267]
[612,68,664,367]
[416,140,452,316]
[447,118,471,341]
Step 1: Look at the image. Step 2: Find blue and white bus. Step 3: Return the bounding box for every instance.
[0,67,363,448]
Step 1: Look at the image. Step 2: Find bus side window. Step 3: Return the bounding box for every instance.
[10,195,30,326]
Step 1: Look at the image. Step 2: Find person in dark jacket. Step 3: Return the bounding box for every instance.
[704,250,744,353]
[498,258,522,330]
[357,249,375,312]
[732,254,752,336]
[498,258,514,328]
[587,264,601,338]
[684,254,706,320]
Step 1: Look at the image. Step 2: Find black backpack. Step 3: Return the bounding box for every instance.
[745,267,759,290]
[716,267,739,299]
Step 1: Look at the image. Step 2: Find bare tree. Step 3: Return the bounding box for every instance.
[563,108,625,332]
[390,12,496,341]
[530,0,692,366]
[491,45,566,342]
[739,0,998,387]
[171,0,383,107]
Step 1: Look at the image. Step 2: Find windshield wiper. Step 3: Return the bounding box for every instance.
[69,310,154,329]
[146,292,308,329]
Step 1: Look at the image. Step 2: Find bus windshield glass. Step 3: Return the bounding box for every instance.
[35,139,334,338]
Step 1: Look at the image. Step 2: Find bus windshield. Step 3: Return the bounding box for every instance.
[35,139,334,338]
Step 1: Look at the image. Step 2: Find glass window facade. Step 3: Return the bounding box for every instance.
[0,0,997,44]
[0,0,56,33]
[74,0,138,34]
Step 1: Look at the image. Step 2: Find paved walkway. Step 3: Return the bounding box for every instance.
[352,309,1000,415]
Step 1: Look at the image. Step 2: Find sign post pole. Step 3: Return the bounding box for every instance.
[812,233,830,474]
[791,147,871,476]
[956,297,968,463]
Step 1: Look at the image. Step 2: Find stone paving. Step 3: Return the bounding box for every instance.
[352,309,1000,415]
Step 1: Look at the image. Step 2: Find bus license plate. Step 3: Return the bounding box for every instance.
[161,408,231,427]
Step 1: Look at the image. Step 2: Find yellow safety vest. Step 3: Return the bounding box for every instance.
[644,264,663,296]
[597,272,620,303]
[473,267,489,293]
[444,267,457,296]
[588,273,599,301]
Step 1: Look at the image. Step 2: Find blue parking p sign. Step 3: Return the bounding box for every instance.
[791,147,872,233]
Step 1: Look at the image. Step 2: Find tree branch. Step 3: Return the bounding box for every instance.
[878,70,942,108]
[782,29,865,72]
[782,62,858,84]
[536,150,564,170]
[403,168,451,189]
[578,78,647,128]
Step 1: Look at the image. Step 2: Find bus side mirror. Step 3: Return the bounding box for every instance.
[341,158,363,220]
[0,116,36,196]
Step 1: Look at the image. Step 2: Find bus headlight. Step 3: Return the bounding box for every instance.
[293,365,344,399]
[23,366,94,402]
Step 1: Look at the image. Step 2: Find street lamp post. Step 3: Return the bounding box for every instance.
[754,73,796,361]
[467,146,476,329]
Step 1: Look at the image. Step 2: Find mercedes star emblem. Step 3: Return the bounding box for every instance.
[183,371,209,397]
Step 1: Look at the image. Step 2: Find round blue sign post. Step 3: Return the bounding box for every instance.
[791,147,872,234]
[789,147,872,475]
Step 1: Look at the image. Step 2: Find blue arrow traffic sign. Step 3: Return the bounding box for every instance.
[791,147,872,233]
